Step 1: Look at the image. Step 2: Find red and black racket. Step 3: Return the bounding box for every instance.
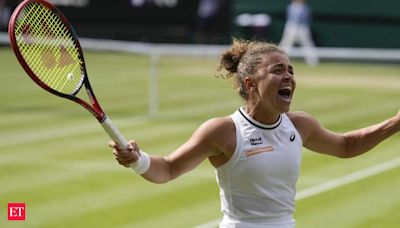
[8,0,128,149]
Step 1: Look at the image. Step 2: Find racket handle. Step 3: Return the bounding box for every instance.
[100,116,129,150]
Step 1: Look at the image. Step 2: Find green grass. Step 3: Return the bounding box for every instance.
[0,46,400,227]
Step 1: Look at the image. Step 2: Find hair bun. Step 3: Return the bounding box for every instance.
[221,53,240,73]
[218,39,250,75]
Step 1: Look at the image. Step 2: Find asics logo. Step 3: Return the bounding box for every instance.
[290,131,296,142]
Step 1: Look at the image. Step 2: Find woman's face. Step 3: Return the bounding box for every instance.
[252,52,296,115]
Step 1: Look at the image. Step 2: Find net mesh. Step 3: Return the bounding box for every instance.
[13,2,83,95]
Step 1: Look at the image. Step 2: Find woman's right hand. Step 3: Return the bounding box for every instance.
[109,140,141,167]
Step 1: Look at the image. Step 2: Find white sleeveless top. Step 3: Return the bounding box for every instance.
[216,107,302,227]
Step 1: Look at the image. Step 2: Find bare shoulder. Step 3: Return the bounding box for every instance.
[286,111,320,142]
[197,116,235,139]
[202,116,235,129]
[198,116,236,166]
[286,111,315,123]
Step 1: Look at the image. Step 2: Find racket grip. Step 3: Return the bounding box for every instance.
[100,116,129,150]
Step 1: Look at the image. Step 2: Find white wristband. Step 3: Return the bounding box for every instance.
[130,151,151,175]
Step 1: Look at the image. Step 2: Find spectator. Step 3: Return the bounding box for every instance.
[195,0,226,44]
[0,0,11,31]
[279,0,319,66]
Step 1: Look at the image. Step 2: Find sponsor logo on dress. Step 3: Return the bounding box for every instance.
[246,145,274,157]
[290,131,296,142]
[249,137,263,146]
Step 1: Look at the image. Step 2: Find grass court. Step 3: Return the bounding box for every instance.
[0,47,399,227]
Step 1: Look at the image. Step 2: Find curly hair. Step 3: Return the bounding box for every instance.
[217,38,285,100]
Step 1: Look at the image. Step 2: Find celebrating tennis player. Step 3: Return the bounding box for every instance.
[109,38,400,228]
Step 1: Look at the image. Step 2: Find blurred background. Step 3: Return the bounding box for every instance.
[2,0,400,64]
[1,0,399,47]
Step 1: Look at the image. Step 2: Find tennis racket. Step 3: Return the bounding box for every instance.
[8,0,128,149]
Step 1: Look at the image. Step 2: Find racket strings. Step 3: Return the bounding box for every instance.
[14,2,84,95]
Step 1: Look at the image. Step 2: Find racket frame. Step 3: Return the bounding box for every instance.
[8,0,128,148]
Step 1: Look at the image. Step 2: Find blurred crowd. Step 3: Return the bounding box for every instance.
[0,0,23,31]
[0,0,319,65]
[0,0,11,31]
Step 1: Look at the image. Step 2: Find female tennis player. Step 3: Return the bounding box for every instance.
[109,38,400,228]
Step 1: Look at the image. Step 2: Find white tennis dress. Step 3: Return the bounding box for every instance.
[216,107,302,228]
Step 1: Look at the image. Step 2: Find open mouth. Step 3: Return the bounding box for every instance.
[278,87,292,102]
